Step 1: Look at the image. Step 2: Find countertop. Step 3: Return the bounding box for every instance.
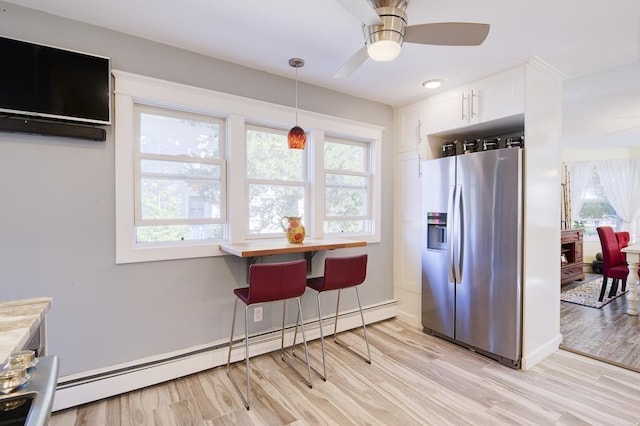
[0,298,52,364]
[219,238,367,257]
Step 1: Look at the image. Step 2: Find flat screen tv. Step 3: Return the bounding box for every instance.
[0,36,111,125]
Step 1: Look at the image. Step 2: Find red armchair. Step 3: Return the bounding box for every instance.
[596,226,628,301]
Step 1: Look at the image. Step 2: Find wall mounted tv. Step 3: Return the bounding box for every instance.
[0,36,111,126]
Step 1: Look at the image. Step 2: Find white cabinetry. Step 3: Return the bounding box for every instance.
[424,86,467,135]
[393,152,423,327]
[471,66,524,125]
[395,100,426,154]
[393,102,427,327]
[426,65,525,135]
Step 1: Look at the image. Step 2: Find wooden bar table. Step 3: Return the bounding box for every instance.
[621,243,640,316]
[219,238,367,273]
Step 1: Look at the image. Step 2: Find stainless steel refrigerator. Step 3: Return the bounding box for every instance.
[421,147,523,368]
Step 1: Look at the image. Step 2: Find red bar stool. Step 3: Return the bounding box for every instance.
[294,254,371,381]
[226,259,312,410]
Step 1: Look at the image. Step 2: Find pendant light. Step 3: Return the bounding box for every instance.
[287,57,306,149]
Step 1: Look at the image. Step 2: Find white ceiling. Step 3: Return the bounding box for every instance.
[4,0,640,108]
[564,61,640,149]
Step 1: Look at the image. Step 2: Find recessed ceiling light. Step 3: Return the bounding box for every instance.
[422,79,443,89]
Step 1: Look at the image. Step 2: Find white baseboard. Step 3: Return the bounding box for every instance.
[395,310,422,329]
[521,333,562,370]
[52,299,397,411]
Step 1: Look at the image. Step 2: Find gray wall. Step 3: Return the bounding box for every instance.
[0,2,394,377]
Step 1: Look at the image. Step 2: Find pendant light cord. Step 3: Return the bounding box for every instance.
[295,67,299,125]
[288,57,305,127]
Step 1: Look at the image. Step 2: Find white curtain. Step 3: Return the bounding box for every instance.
[595,159,640,242]
[567,162,593,223]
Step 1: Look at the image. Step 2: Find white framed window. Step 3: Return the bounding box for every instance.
[574,166,619,239]
[134,105,226,243]
[245,125,308,237]
[113,70,383,263]
[323,136,372,234]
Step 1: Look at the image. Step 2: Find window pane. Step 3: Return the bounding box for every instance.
[136,224,223,242]
[141,178,221,220]
[248,184,304,233]
[576,168,618,236]
[246,128,304,181]
[324,220,365,233]
[141,159,220,178]
[325,141,367,172]
[326,187,366,216]
[326,173,366,216]
[140,112,220,158]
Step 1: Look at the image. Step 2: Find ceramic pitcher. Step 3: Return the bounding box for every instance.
[280,216,305,244]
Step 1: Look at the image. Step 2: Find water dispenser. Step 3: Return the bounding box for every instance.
[426,212,447,251]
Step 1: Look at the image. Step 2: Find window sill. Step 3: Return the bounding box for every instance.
[116,241,224,264]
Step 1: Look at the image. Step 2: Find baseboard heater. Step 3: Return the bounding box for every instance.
[52,300,398,411]
[0,116,106,141]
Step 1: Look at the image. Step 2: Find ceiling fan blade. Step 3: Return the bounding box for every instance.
[336,0,383,26]
[404,22,490,46]
[333,46,369,79]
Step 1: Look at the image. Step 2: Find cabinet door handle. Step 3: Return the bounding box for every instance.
[471,89,478,118]
[417,119,422,177]
[461,92,468,121]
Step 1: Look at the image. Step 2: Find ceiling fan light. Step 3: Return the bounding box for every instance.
[367,40,402,62]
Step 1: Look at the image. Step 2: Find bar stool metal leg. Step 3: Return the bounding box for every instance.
[243,306,251,404]
[226,299,251,410]
[354,287,372,364]
[296,297,314,387]
[281,298,313,388]
[332,289,341,341]
[292,292,327,381]
[333,288,372,364]
[226,298,238,370]
[316,292,328,380]
[280,300,287,355]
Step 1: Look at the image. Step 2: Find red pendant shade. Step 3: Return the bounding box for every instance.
[287,126,306,149]
[288,57,306,150]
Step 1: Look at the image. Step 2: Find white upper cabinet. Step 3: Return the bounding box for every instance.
[395,100,427,153]
[424,86,468,136]
[470,66,525,125]
[425,65,525,135]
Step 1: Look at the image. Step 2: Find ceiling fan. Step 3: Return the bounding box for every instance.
[334,0,490,78]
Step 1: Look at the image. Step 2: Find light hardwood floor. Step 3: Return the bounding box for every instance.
[50,319,640,425]
[561,275,640,371]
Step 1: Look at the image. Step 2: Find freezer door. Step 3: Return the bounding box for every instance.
[455,148,522,362]
[421,157,456,338]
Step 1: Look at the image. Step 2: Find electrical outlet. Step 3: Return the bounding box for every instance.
[253,306,263,322]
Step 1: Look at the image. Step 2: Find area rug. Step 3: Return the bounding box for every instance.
[561,276,628,309]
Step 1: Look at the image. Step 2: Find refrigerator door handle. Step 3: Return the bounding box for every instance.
[453,184,463,283]
[446,185,456,283]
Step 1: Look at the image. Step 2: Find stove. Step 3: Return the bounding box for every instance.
[0,357,58,426]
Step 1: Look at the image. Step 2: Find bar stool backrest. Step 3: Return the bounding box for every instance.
[247,259,307,303]
[322,254,368,292]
